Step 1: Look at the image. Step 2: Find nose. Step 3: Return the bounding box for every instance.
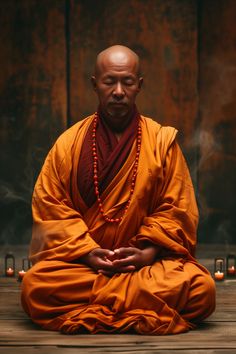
[112,82,125,100]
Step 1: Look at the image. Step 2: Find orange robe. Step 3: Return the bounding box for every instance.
[21,115,215,334]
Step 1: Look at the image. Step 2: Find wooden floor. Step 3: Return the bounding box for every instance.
[0,245,236,354]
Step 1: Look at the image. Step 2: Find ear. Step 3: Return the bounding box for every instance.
[91,76,97,91]
[137,77,143,91]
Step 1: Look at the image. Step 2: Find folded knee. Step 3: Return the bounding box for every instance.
[182,272,216,322]
[197,274,216,317]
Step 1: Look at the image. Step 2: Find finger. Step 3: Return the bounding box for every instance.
[112,256,135,267]
[114,247,137,258]
[97,258,114,269]
[95,249,115,258]
[105,252,117,261]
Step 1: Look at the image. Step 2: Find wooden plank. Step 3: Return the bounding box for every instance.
[0,320,236,349]
[0,347,235,354]
[0,294,27,320]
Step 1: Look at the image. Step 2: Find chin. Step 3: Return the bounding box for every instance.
[108,108,130,119]
[101,107,133,131]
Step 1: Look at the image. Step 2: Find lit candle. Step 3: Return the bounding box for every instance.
[18,270,26,281]
[214,270,224,281]
[227,266,236,275]
[226,254,235,276]
[5,253,15,277]
[6,267,14,277]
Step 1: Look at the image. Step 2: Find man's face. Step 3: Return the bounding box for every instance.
[91,53,143,132]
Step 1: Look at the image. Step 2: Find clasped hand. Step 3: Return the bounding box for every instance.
[81,246,157,276]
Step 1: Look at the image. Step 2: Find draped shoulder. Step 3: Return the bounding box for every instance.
[140,115,178,163]
[45,116,93,172]
[30,115,100,264]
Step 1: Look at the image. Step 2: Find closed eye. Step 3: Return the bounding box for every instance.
[103,80,114,85]
[123,77,136,86]
[124,80,135,86]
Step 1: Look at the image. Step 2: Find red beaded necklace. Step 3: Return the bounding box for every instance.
[92,112,142,223]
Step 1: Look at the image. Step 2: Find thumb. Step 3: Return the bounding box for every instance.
[102,249,115,257]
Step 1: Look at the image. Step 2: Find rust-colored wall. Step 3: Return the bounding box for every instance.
[0,0,235,244]
[0,0,67,243]
[198,0,236,243]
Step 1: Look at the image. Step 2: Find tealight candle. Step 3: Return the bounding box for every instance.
[5,253,15,277]
[226,254,236,276]
[18,270,26,281]
[214,258,225,281]
[6,267,14,277]
[214,270,224,281]
[227,266,235,275]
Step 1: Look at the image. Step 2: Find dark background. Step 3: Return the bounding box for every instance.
[0,0,235,245]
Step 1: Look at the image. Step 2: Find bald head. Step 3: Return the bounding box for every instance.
[91,45,143,133]
[94,45,141,77]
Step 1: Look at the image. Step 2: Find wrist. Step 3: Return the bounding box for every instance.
[144,244,158,256]
[142,245,158,266]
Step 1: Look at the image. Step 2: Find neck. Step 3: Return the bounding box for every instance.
[98,106,136,137]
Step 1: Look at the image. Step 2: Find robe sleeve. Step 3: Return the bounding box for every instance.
[29,132,100,264]
[130,139,198,259]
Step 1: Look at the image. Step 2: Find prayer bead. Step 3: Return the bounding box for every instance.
[92,113,141,224]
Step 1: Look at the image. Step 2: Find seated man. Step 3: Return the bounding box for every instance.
[21,45,215,335]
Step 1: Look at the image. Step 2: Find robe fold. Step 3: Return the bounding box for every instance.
[21,114,215,335]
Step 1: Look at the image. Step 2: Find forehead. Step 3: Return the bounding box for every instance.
[96,52,139,77]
